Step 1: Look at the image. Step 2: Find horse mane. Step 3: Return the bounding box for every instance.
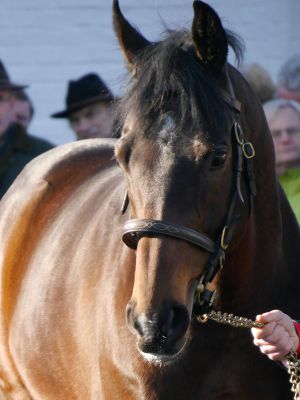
[114,28,244,139]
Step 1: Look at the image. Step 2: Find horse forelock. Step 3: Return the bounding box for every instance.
[116,29,241,143]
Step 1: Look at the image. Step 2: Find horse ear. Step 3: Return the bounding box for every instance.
[192,1,228,73]
[112,0,150,72]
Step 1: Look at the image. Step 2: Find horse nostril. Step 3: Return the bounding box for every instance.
[126,303,134,330]
[126,302,189,348]
[161,305,189,342]
[126,303,144,336]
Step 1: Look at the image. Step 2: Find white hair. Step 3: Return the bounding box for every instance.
[263,98,300,125]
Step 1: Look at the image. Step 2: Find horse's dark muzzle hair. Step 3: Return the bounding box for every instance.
[126,301,190,356]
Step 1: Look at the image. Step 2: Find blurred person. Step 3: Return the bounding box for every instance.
[263,98,300,222]
[12,89,34,129]
[277,55,300,102]
[240,63,275,103]
[51,73,116,140]
[0,60,54,198]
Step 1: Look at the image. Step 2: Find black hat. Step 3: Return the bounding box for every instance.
[0,60,27,91]
[51,73,114,118]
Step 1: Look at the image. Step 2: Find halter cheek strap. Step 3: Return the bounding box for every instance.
[194,120,255,314]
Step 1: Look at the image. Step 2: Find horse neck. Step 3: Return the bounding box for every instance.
[218,70,289,313]
[218,159,300,316]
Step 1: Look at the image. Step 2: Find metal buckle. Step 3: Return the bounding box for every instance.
[219,254,225,269]
[195,276,205,306]
[220,226,229,250]
[234,121,244,145]
[242,142,255,159]
[196,314,209,323]
[196,276,205,294]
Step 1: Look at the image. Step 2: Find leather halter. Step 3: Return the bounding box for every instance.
[120,71,256,314]
[123,219,216,253]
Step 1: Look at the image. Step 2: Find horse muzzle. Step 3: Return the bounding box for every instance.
[126,301,190,362]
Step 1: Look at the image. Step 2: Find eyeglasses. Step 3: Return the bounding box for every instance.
[271,126,300,138]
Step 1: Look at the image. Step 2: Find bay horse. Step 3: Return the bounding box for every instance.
[0,1,300,399]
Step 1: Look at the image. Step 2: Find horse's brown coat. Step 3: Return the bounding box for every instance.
[0,1,300,399]
[0,124,298,400]
[0,140,132,399]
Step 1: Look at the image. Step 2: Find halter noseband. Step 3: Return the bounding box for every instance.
[120,74,256,314]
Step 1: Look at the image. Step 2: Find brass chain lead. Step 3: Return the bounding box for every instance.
[196,310,300,400]
[286,351,300,400]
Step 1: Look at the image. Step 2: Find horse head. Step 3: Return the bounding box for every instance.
[113,0,276,364]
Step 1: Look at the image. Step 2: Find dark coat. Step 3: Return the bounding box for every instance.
[0,123,54,198]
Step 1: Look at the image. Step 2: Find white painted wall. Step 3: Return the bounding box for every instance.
[1,0,299,145]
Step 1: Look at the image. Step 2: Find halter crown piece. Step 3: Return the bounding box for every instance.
[121,69,256,315]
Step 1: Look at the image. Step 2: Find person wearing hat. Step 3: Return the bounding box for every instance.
[0,60,54,198]
[51,73,117,140]
[12,89,35,129]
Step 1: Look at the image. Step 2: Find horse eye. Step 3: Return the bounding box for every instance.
[210,148,227,169]
[118,147,131,166]
[115,138,132,167]
[124,148,131,164]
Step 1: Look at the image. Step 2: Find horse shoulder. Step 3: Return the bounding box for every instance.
[0,139,120,398]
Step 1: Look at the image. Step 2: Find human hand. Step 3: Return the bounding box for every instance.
[251,310,299,361]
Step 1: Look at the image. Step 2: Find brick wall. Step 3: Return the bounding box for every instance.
[1,0,299,145]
